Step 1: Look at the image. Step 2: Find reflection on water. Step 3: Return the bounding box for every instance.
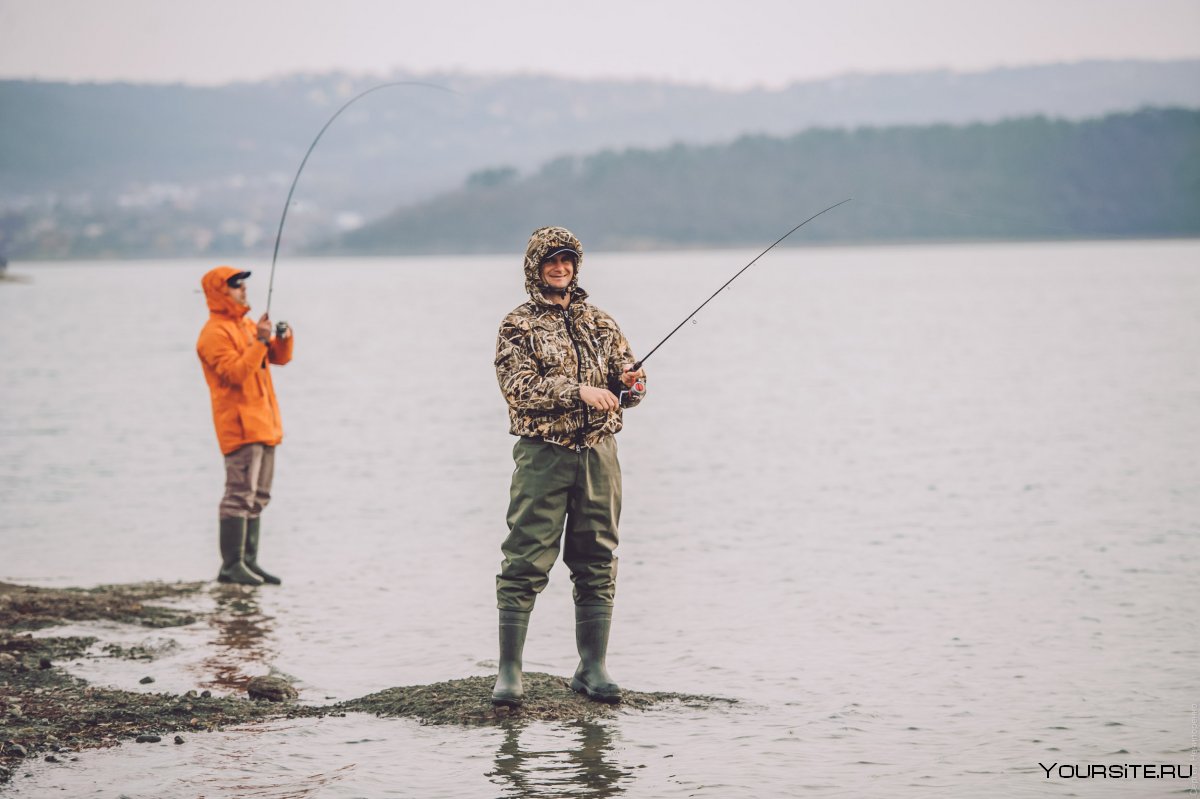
[199,585,277,692]
[490,720,629,798]
[175,728,357,799]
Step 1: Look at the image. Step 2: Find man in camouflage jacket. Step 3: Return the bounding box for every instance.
[491,226,646,707]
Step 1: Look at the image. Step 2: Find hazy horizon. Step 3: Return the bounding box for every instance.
[2,0,1198,90]
[4,56,1200,91]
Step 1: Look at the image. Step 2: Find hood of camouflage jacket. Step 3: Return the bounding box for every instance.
[523,226,586,302]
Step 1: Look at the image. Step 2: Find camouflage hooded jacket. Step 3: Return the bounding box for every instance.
[495,227,646,449]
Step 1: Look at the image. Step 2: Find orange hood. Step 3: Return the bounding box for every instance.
[201,265,251,318]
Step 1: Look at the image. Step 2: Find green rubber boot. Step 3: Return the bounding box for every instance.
[244,517,281,585]
[491,609,530,707]
[570,605,621,704]
[217,517,263,586]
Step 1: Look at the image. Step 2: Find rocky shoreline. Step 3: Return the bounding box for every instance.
[0,581,728,786]
[0,581,326,786]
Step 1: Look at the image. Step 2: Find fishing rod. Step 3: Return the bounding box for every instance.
[629,198,852,373]
[265,80,455,316]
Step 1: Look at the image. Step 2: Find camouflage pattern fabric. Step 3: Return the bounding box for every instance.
[496,227,645,449]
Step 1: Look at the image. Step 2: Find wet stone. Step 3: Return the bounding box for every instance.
[173,736,185,745]
[43,755,59,763]
[246,676,297,703]
[138,676,155,685]
[4,743,28,758]
[134,735,161,743]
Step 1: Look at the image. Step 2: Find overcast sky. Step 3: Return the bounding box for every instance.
[1,0,1198,88]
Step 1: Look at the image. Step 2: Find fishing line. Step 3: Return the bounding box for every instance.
[630,198,852,372]
[265,81,456,315]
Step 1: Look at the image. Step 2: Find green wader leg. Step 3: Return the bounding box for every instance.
[495,438,577,612]
[564,437,622,702]
[563,436,621,606]
[493,438,572,706]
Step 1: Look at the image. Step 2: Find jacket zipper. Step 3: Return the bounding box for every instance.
[561,307,588,450]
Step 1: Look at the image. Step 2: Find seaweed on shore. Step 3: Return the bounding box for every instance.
[0,581,204,631]
[1,644,324,746]
[0,580,286,784]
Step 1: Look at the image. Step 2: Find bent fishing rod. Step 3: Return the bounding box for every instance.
[265,81,455,316]
[629,198,852,373]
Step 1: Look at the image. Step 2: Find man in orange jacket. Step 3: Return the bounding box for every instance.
[196,265,294,585]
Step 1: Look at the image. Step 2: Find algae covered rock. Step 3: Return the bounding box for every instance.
[340,671,731,725]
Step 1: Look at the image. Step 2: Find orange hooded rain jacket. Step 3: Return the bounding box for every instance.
[197,265,294,455]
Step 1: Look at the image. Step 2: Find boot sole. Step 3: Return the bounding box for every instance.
[246,562,281,584]
[570,677,621,704]
[216,575,262,586]
[491,695,523,708]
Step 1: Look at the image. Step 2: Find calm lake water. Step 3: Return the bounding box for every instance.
[1,241,1198,797]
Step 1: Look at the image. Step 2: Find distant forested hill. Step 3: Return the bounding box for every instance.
[3,61,1198,201]
[333,108,1200,253]
[1,61,1198,259]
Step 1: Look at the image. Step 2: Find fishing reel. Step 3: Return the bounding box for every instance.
[612,374,646,407]
[274,320,291,339]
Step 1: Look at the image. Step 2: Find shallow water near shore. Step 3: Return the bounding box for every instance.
[2,241,1198,796]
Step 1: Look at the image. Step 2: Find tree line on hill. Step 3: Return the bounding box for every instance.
[332,108,1200,254]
